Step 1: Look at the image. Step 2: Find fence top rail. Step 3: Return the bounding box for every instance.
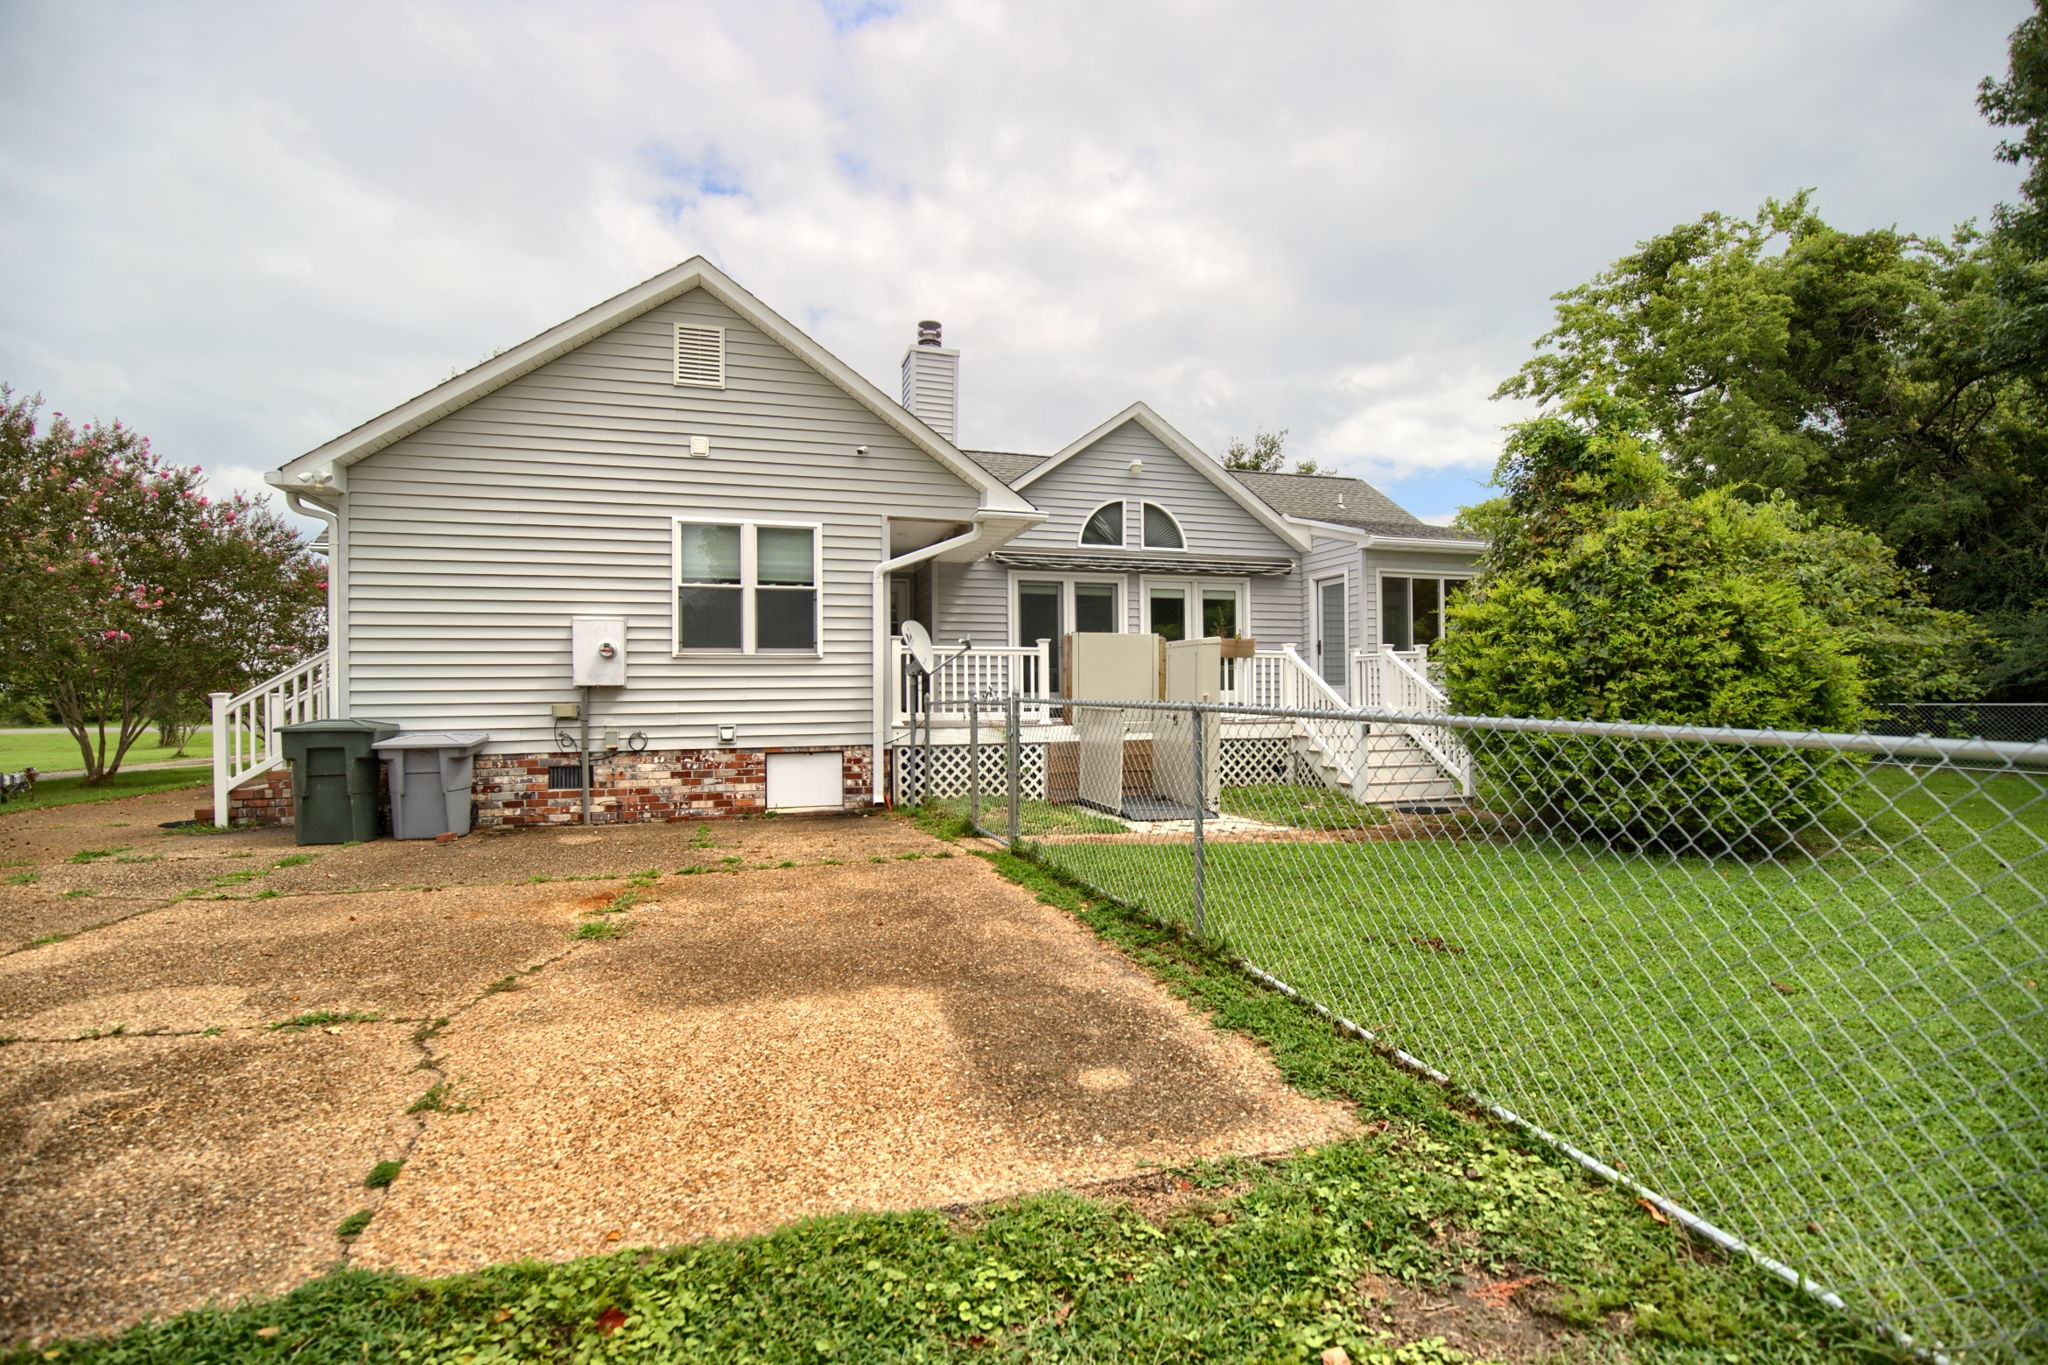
[1038,693,2048,769]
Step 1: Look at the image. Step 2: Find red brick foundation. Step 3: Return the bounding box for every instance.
[223,769,293,827]
[220,746,875,830]
[473,746,873,827]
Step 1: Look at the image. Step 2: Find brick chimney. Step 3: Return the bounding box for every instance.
[900,319,959,441]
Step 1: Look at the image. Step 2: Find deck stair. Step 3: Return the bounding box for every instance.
[1349,643,1473,804]
[208,650,332,825]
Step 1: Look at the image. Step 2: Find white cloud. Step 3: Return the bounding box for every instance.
[0,0,2027,540]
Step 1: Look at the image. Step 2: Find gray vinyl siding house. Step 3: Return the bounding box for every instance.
[257,256,1480,825]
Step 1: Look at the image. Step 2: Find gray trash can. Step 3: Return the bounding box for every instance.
[372,732,489,839]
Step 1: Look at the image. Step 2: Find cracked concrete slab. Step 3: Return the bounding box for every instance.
[253,813,938,895]
[0,788,286,867]
[0,887,138,953]
[0,882,614,1038]
[0,1025,420,1344]
[352,856,1356,1277]
[0,794,1356,1348]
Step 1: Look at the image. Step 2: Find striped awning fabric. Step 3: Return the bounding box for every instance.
[989,551,1295,576]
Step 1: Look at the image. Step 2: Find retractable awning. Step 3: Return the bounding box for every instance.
[989,551,1294,576]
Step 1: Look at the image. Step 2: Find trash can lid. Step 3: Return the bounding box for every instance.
[372,731,490,752]
[278,718,403,736]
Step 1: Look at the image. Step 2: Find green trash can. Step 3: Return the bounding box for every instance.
[278,718,400,845]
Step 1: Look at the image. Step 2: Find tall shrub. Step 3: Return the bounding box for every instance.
[1437,400,1912,847]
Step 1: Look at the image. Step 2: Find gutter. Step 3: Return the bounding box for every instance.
[1283,514,1487,551]
[279,483,344,715]
[869,510,1043,804]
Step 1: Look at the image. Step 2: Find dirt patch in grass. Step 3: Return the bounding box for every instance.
[0,1027,419,1345]
[1358,1267,1585,1363]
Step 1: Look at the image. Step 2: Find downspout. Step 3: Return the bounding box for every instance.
[869,517,1007,806]
[284,489,342,715]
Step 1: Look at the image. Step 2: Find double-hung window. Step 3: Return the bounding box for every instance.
[674,520,819,653]
[1378,574,1470,650]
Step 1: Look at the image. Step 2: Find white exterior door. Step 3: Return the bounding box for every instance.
[1314,577,1347,691]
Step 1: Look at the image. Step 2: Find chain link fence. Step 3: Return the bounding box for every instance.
[1867,702,2048,747]
[929,695,2045,1361]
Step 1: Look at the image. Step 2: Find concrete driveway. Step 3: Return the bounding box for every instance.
[0,791,1353,1345]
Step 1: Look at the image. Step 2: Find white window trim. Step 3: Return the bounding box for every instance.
[671,517,823,657]
[1139,502,1187,551]
[1078,499,1128,548]
[1373,570,1473,650]
[1007,572,1126,644]
[1139,577,1252,638]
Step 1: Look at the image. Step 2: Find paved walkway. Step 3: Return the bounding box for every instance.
[0,794,1352,1345]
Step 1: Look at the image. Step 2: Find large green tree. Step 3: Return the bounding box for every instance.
[0,389,327,781]
[1438,400,1977,842]
[1495,195,2047,699]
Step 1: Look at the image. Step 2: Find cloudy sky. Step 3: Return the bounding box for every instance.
[0,0,2029,530]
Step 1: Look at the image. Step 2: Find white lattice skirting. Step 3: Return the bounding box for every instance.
[889,736,1310,804]
[890,742,1048,804]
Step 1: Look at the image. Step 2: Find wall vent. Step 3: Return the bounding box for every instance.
[673,324,725,388]
[547,764,586,791]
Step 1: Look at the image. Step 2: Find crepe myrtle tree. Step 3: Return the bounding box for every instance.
[0,388,326,781]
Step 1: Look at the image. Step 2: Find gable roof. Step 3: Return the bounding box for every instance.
[968,444,1481,547]
[1011,402,1311,553]
[1229,469,1484,544]
[270,258,1037,517]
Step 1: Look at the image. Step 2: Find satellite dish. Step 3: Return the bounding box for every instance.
[900,620,936,675]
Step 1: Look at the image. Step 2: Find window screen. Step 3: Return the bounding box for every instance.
[1081,503,1124,546]
[1141,503,1183,549]
[1074,582,1118,633]
[675,522,818,653]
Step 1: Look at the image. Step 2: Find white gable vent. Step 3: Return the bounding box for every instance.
[673,323,725,388]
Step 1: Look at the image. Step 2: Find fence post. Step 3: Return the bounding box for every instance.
[1006,692,1022,848]
[1190,700,1206,937]
[969,693,981,832]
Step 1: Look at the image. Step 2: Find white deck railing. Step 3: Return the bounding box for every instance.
[209,650,332,825]
[890,639,1053,727]
[1221,646,1359,786]
[1351,643,1474,795]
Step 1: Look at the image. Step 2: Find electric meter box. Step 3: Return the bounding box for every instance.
[571,616,627,687]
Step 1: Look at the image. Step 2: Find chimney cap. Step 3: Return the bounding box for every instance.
[916,320,943,347]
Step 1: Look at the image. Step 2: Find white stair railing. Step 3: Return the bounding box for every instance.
[1265,646,1359,788]
[209,650,332,825]
[1350,643,1474,795]
[891,639,1052,727]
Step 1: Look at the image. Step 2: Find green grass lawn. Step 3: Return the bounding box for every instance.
[1027,766,2048,1356]
[0,765,209,815]
[1221,782,1390,829]
[1,842,1884,1364]
[0,725,212,773]
[933,797,1128,837]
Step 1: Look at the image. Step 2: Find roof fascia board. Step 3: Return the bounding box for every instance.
[1015,401,1310,552]
[1286,514,1489,551]
[275,258,1035,516]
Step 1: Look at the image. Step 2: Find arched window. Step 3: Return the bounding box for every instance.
[1141,503,1184,549]
[1081,501,1125,546]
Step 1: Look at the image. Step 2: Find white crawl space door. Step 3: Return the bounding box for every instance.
[765,751,842,811]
